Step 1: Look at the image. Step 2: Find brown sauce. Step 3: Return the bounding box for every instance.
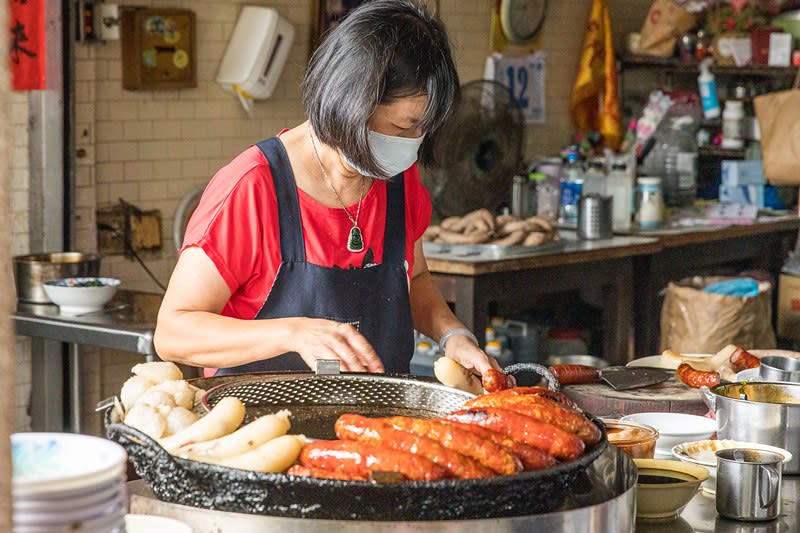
[638,474,684,484]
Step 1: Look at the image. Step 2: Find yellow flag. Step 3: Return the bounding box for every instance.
[570,0,621,150]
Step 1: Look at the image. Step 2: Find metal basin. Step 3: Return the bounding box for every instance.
[703,382,800,474]
[13,252,100,303]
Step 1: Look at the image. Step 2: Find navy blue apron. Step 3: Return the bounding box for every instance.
[216,137,415,375]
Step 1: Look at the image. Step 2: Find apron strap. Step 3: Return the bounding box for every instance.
[383,174,406,265]
[255,137,305,263]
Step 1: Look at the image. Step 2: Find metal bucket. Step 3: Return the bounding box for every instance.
[13,252,101,303]
[702,382,800,474]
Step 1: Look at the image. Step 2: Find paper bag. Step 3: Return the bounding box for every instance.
[659,276,776,354]
[754,71,800,185]
[637,0,698,57]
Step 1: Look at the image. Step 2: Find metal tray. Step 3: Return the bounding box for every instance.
[423,240,566,262]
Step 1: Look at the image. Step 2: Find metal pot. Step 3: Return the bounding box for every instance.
[701,382,800,474]
[13,252,101,303]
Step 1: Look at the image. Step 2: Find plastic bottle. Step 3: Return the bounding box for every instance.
[582,158,607,197]
[558,151,584,226]
[529,171,559,222]
[662,116,698,207]
[721,100,744,150]
[606,162,633,231]
[698,59,720,119]
[485,340,514,368]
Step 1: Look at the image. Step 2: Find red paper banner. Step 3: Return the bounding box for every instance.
[9,0,46,90]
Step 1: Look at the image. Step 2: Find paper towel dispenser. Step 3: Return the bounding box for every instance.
[216,6,295,117]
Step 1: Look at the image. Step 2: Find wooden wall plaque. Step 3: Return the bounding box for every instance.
[121,7,197,90]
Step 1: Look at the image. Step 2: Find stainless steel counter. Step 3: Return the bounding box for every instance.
[13,290,161,356]
[638,476,800,532]
[13,290,162,432]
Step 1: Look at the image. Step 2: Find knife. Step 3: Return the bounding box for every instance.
[549,364,672,391]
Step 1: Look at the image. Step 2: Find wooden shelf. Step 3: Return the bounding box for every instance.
[620,54,799,77]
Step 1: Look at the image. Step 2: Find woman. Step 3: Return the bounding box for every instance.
[154,0,498,379]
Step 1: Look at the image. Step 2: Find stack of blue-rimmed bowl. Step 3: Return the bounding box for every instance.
[11,432,128,533]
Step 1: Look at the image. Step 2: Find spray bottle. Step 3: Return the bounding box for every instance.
[697,58,720,119]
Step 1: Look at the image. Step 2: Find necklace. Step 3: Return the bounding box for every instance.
[308,128,367,253]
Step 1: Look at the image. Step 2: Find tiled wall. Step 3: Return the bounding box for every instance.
[9,89,32,431]
[14,0,655,433]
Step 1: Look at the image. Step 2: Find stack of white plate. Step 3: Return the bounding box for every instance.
[12,432,128,533]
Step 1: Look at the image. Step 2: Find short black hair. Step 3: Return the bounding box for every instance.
[303,0,459,176]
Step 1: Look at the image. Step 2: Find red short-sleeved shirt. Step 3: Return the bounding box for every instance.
[181,141,432,320]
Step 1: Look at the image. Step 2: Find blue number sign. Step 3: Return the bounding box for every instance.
[484,51,546,125]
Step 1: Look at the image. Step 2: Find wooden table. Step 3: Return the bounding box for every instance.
[632,216,800,356]
[426,233,661,366]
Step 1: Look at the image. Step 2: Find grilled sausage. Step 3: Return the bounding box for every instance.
[437,420,556,471]
[382,416,522,475]
[299,440,446,481]
[676,363,721,388]
[465,394,601,445]
[287,464,367,481]
[445,407,585,461]
[487,386,581,410]
[335,414,493,479]
[729,347,760,373]
[548,364,601,386]
[482,368,514,393]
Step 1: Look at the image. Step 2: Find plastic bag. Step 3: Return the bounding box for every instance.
[659,276,776,353]
[637,0,698,57]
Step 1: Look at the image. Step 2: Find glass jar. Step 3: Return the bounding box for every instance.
[603,419,659,459]
[636,177,663,229]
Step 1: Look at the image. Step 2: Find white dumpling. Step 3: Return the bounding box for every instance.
[125,403,167,439]
[164,407,199,437]
[120,375,157,410]
[152,380,195,410]
[136,388,176,410]
[131,361,183,384]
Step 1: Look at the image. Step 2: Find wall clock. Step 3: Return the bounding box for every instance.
[499,0,547,45]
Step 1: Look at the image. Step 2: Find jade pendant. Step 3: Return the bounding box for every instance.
[347,225,364,253]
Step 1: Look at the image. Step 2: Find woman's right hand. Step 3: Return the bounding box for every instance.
[292,318,384,373]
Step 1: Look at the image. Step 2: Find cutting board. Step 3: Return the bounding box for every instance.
[563,374,708,417]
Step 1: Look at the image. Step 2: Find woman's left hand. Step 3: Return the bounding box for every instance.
[444,335,500,377]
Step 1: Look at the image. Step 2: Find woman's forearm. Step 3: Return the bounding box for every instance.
[154,310,303,368]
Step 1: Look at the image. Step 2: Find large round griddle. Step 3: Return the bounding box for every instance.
[107,371,607,521]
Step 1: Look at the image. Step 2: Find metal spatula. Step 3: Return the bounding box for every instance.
[549,364,672,391]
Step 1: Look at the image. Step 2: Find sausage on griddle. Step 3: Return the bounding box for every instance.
[445,407,585,461]
[381,416,522,475]
[299,439,446,481]
[465,394,601,445]
[335,414,494,479]
[437,419,556,471]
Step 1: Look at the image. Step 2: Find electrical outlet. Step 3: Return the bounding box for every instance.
[97,204,162,256]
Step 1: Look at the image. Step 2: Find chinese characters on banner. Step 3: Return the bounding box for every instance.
[9,0,46,90]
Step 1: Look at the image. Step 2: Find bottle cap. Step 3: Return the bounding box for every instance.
[528,171,547,182]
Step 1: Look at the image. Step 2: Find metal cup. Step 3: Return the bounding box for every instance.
[759,356,800,382]
[716,448,783,522]
[577,194,613,240]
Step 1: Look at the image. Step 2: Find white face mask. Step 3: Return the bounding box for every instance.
[344,130,425,179]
